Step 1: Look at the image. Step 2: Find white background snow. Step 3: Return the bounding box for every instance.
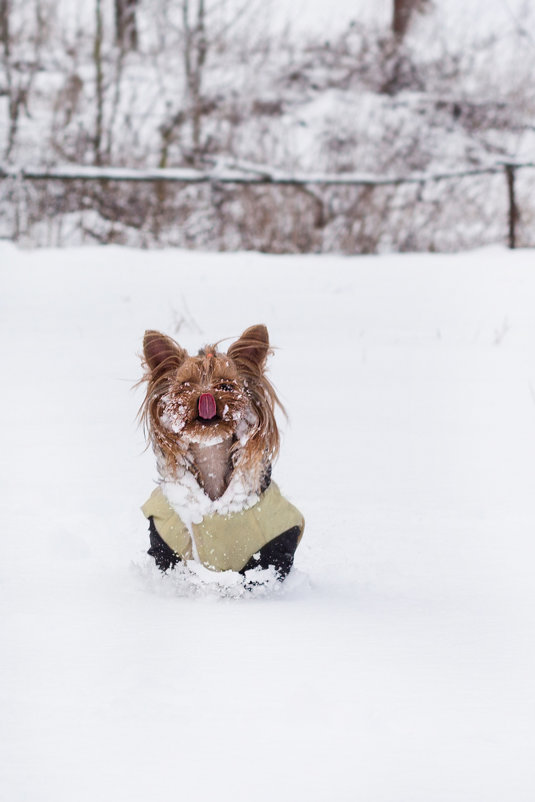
[276,0,530,37]
[1,243,534,800]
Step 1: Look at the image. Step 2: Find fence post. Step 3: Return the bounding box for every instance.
[13,169,26,241]
[504,164,518,249]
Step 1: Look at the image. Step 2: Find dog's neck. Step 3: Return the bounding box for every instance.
[188,438,234,501]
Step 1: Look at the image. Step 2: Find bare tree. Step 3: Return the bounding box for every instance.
[93,0,105,165]
[0,0,8,43]
[115,0,138,50]
[90,0,132,166]
[156,0,259,167]
[392,0,430,39]
[182,0,207,163]
[0,0,47,160]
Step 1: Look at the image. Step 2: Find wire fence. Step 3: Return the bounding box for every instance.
[1,160,534,250]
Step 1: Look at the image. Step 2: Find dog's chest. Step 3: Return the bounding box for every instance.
[188,439,232,501]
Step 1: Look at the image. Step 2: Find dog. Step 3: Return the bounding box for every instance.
[139,324,304,580]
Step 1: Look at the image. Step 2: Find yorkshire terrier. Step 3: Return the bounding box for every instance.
[140,324,304,581]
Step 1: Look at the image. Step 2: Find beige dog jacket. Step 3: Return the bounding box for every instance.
[142,481,304,573]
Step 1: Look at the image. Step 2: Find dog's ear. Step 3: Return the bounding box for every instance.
[227,324,270,374]
[143,330,187,375]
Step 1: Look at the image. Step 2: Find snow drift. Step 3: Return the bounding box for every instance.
[1,244,534,801]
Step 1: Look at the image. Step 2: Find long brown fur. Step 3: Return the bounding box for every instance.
[139,324,284,497]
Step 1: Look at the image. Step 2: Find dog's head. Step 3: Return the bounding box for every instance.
[140,324,282,478]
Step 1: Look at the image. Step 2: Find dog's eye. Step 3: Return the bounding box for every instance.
[217,382,235,392]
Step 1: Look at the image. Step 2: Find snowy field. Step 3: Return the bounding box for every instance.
[1,243,535,801]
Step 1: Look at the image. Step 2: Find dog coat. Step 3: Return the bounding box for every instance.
[142,481,304,573]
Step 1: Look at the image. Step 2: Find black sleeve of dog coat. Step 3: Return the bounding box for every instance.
[240,526,301,581]
[147,516,181,572]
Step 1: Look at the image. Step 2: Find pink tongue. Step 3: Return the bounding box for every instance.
[198,393,217,420]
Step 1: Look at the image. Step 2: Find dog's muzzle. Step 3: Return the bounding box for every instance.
[198,393,217,420]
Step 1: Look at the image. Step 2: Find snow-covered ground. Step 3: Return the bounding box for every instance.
[1,243,534,801]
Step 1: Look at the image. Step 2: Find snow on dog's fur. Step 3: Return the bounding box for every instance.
[140,324,281,500]
[139,324,304,581]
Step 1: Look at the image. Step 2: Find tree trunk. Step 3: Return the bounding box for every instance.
[183,0,207,162]
[0,0,10,51]
[94,0,104,165]
[115,0,138,51]
[392,0,429,38]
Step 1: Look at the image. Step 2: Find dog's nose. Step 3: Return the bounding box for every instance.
[198,393,217,420]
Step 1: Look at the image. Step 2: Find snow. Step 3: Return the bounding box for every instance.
[162,467,260,527]
[279,0,529,37]
[1,242,535,801]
